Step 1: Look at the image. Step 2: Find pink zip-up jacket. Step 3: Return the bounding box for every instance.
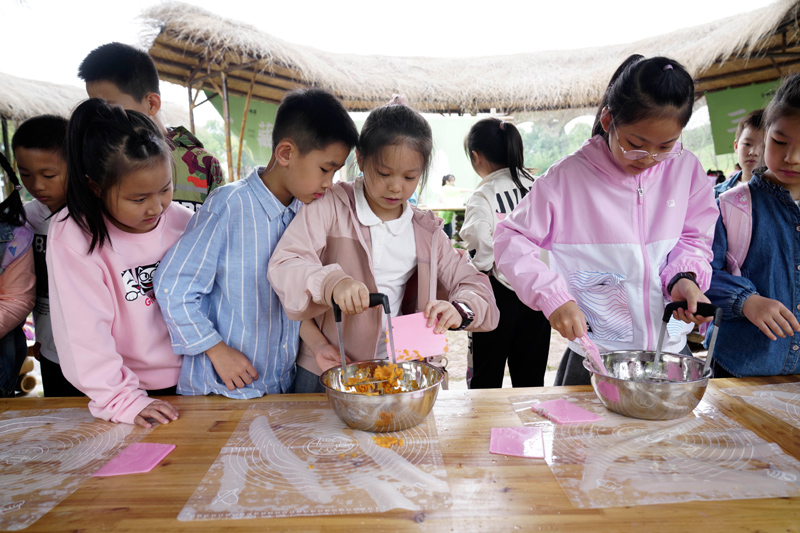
[47,204,193,424]
[494,135,718,355]
[268,178,499,376]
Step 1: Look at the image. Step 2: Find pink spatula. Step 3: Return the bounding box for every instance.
[578,335,607,376]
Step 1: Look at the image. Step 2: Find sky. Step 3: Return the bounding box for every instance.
[1,0,780,124]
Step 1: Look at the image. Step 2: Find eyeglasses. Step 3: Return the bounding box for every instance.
[611,120,683,162]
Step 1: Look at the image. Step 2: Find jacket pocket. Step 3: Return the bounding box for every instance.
[568,270,633,342]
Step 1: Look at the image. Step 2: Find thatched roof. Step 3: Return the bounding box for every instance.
[0,71,189,126]
[142,0,800,114]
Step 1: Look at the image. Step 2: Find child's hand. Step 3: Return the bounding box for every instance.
[315,343,349,373]
[206,341,259,391]
[332,279,370,315]
[549,301,587,341]
[134,399,179,429]
[742,294,800,341]
[669,278,713,325]
[424,300,461,333]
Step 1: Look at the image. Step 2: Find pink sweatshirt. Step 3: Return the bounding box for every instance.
[494,135,718,355]
[47,204,193,424]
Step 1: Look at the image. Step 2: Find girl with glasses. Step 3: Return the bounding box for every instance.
[494,55,718,386]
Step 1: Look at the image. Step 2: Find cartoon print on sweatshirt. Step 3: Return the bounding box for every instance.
[121,261,160,301]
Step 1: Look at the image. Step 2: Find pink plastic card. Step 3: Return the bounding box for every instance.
[489,427,544,458]
[596,381,621,403]
[533,399,604,424]
[93,443,175,477]
[388,312,448,361]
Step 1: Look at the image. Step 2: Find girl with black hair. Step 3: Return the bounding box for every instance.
[495,55,718,386]
[460,118,551,388]
[0,153,36,397]
[47,98,193,426]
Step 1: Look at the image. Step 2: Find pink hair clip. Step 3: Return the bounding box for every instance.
[499,121,507,131]
[664,64,674,71]
[387,94,408,106]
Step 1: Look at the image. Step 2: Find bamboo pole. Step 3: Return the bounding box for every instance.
[237,69,258,181]
[221,71,234,181]
[187,85,195,135]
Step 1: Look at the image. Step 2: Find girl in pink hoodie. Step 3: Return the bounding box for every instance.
[494,55,719,386]
[47,99,192,426]
[269,98,498,393]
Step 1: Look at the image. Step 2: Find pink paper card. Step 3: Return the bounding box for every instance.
[533,399,603,424]
[93,443,175,477]
[388,312,448,361]
[489,427,544,458]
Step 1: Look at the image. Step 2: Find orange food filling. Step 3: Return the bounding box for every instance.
[372,435,403,448]
[343,363,417,395]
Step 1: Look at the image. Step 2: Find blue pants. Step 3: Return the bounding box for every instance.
[0,326,28,397]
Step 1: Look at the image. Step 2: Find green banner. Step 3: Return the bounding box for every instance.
[208,90,278,178]
[706,80,779,155]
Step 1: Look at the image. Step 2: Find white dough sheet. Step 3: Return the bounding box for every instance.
[0,408,142,531]
[510,393,800,509]
[721,382,800,430]
[178,401,451,521]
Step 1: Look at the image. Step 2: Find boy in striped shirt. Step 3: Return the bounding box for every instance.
[154,88,358,397]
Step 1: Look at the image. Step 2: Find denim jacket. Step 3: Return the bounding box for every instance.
[706,171,800,376]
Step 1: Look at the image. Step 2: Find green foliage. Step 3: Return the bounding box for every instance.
[521,123,593,174]
[195,120,258,181]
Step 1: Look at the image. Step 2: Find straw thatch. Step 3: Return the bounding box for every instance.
[142,0,800,114]
[0,71,189,126]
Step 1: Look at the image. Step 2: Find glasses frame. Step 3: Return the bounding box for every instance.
[611,119,684,162]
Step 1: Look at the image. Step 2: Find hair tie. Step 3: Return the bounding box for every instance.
[664,64,674,71]
[13,185,21,191]
[386,94,408,106]
[499,121,506,131]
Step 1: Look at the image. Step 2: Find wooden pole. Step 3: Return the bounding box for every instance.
[237,69,257,181]
[221,71,234,181]
[187,84,196,135]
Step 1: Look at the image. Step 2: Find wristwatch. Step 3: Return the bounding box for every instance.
[450,300,475,331]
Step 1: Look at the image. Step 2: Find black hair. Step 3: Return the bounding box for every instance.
[0,153,27,227]
[78,42,160,100]
[735,109,764,140]
[66,98,171,253]
[272,88,358,153]
[358,103,433,190]
[12,115,69,159]
[442,174,454,186]
[465,117,534,194]
[764,73,800,130]
[592,55,695,139]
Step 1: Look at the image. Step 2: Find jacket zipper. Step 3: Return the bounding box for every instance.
[637,177,653,350]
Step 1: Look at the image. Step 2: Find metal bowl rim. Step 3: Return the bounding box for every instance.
[582,350,712,385]
[319,358,444,395]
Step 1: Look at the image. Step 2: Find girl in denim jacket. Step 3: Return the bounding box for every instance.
[707,74,800,377]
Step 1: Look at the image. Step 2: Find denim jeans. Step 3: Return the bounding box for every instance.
[293,366,325,394]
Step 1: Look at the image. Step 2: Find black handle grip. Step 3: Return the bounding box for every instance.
[663,301,722,326]
[333,293,389,323]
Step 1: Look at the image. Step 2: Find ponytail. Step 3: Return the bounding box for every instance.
[66,98,170,253]
[0,153,27,227]
[592,55,694,139]
[465,118,534,195]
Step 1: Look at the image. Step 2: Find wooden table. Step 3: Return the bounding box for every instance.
[3,376,800,532]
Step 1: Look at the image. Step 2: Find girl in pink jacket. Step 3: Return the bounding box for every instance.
[48,100,192,426]
[268,98,499,393]
[494,55,719,386]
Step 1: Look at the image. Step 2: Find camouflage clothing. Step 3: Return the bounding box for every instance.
[167,126,226,212]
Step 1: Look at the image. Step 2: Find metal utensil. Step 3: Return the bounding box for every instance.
[652,302,720,370]
[331,293,396,385]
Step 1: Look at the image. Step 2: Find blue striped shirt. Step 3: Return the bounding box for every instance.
[153,167,301,397]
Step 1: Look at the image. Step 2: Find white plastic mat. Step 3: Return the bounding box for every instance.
[0,408,142,531]
[721,382,800,430]
[510,392,800,509]
[178,401,451,521]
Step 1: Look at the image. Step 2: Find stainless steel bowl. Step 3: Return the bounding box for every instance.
[320,359,443,432]
[582,350,712,420]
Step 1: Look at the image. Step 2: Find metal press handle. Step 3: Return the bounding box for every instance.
[662,301,721,325]
[332,293,390,322]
